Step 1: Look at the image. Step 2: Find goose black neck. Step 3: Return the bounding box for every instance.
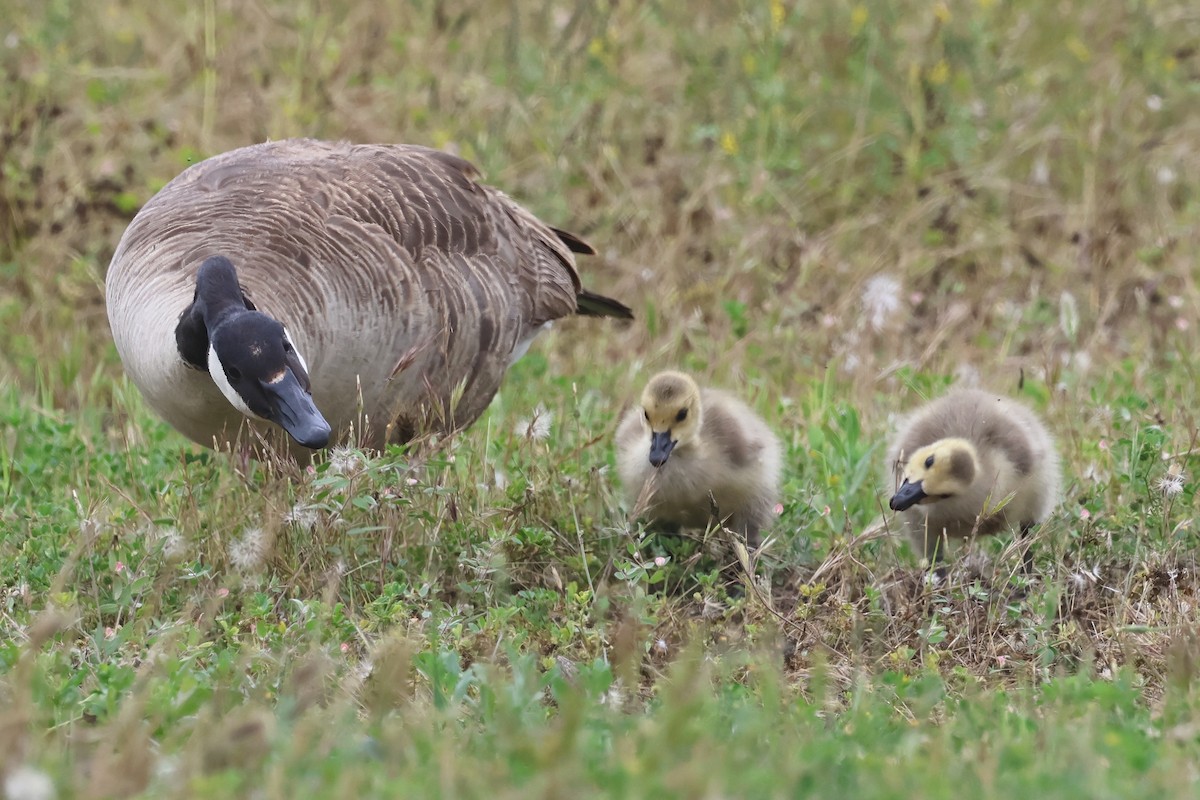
[175,255,256,371]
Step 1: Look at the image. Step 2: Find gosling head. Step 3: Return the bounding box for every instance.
[638,371,702,468]
[889,437,978,511]
[176,256,332,450]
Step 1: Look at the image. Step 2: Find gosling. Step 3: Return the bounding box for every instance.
[886,387,1060,570]
[616,371,782,548]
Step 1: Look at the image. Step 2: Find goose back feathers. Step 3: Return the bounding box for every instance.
[886,388,1060,563]
[106,139,631,453]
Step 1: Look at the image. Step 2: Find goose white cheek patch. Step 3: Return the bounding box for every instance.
[283,327,310,375]
[208,345,256,417]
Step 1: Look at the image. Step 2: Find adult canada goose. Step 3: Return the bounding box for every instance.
[886,387,1060,569]
[615,371,782,548]
[106,139,632,455]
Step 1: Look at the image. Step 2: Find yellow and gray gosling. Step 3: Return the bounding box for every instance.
[887,387,1061,570]
[616,371,782,548]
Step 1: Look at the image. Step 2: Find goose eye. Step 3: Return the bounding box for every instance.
[643,410,650,422]
[226,366,243,384]
[675,408,688,422]
[924,455,935,469]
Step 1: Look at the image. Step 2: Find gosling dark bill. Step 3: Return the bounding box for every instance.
[889,479,928,511]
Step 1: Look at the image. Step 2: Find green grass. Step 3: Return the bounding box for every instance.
[3,0,1200,796]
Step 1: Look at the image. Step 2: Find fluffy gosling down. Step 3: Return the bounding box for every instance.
[616,372,782,548]
[886,387,1061,568]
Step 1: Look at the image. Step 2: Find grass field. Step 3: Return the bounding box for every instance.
[2,0,1200,796]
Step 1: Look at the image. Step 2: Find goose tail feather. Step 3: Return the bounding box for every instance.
[576,289,634,320]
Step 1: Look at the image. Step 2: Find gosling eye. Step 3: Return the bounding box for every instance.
[644,409,650,422]
[924,455,935,469]
[675,408,688,423]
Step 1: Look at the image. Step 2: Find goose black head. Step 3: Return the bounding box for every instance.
[176,256,331,449]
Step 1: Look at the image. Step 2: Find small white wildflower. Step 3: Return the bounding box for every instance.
[4,33,18,49]
[514,404,553,441]
[1146,94,1163,111]
[228,527,268,572]
[654,638,669,653]
[860,274,903,332]
[284,503,318,531]
[1157,166,1177,185]
[1156,464,1186,498]
[4,765,55,800]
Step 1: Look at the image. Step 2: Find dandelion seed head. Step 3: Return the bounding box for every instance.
[228,527,269,572]
[4,766,55,800]
[600,685,625,707]
[514,404,553,441]
[153,525,186,559]
[284,503,319,531]
[1156,464,1186,498]
[953,362,982,387]
[1031,158,1050,185]
[327,447,365,476]
[861,274,903,332]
